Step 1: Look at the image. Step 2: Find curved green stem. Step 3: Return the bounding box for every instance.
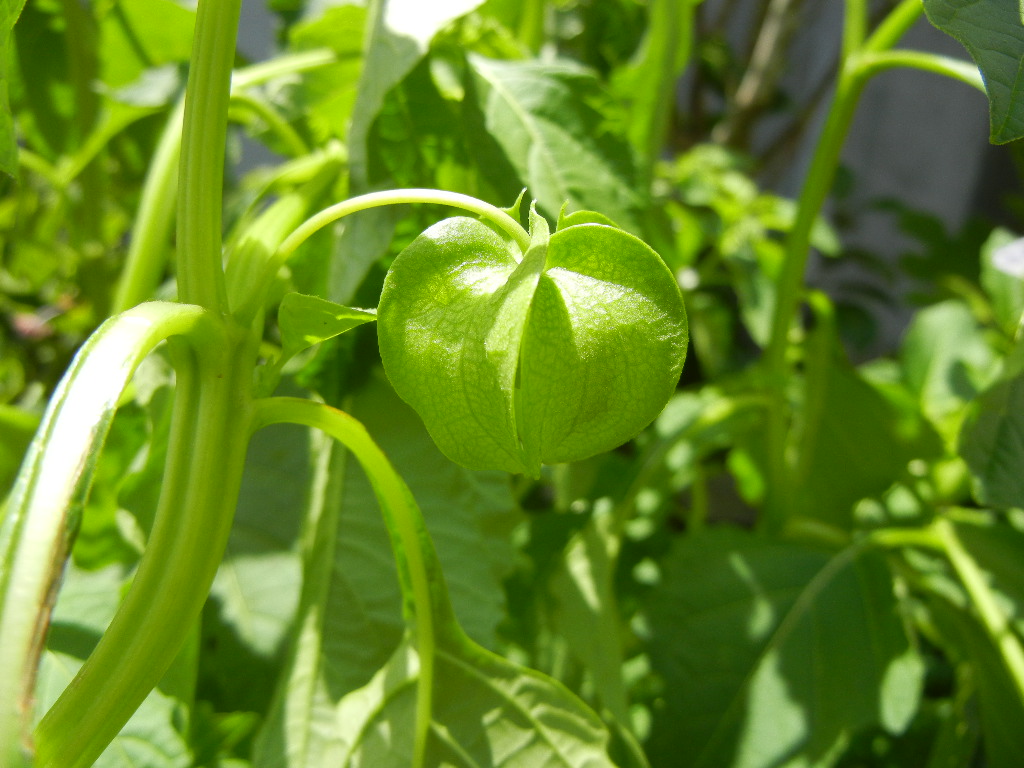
[934,518,1024,707]
[0,302,218,768]
[228,91,311,157]
[176,0,242,312]
[34,317,256,768]
[232,48,337,90]
[251,397,451,768]
[855,49,984,91]
[276,189,533,267]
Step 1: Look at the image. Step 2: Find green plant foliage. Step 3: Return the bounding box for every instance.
[377,209,687,476]
[466,55,644,232]
[643,527,923,768]
[331,631,640,768]
[7,0,1024,766]
[0,0,27,176]
[923,0,1024,143]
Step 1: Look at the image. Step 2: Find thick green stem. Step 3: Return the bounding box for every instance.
[34,319,256,768]
[251,397,451,768]
[176,0,242,312]
[761,58,865,530]
[114,51,341,314]
[0,303,217,768]
[760,0,924,530]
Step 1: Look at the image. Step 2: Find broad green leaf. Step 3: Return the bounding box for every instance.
[252,373,519,767]
[466,55,644,233]
[549,500,627,720]
[959,346,1024,509]
[923,0,1024,143]
[278,293,376,359]
[348,0,486,180]
[901,300,998,439]
[793,315,941,529]
[287,4,366,145]
[97,0,195,92]
[203,420,306,713]
[980,227,1024,337]
[329,631,636,767]
[328,0,485,303]
[378,213,688,476]
[33,564,193,768]
[0,0,27,176]
[643,527,923,768]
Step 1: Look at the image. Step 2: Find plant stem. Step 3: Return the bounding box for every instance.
[113,100,186,314]
[276,188,533,265]
[934,518,1024,707]
[34,319,256,768]
[251,397,454,768]
[760,0,923,531]
[856,50,985,91]
[0,303,217,768]
[114,51,341,314]
[176,0,242,313]
[761,56,864,530]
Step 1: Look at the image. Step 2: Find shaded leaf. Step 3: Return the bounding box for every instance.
[959,347,1024,509]
[252,372,519,767]
[643,527,923,768]
[923,0,1024,143]
[330,631,637,767]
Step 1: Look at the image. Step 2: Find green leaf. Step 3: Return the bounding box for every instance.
[960,346,1024,509]
[33,564,193,768]
[329,631,635,767]
[0,0,27,176]
[278,293,376,359]
[980,227,1024,337]
[923,0,1024,144]
[378,212,688,476]
[548,501,628,721]
[793,313,941,529]
[466,55,645,233]
[286,4,366,145]
[901,300,998,439]
[643,528,923,768]
[253,373,519,767]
